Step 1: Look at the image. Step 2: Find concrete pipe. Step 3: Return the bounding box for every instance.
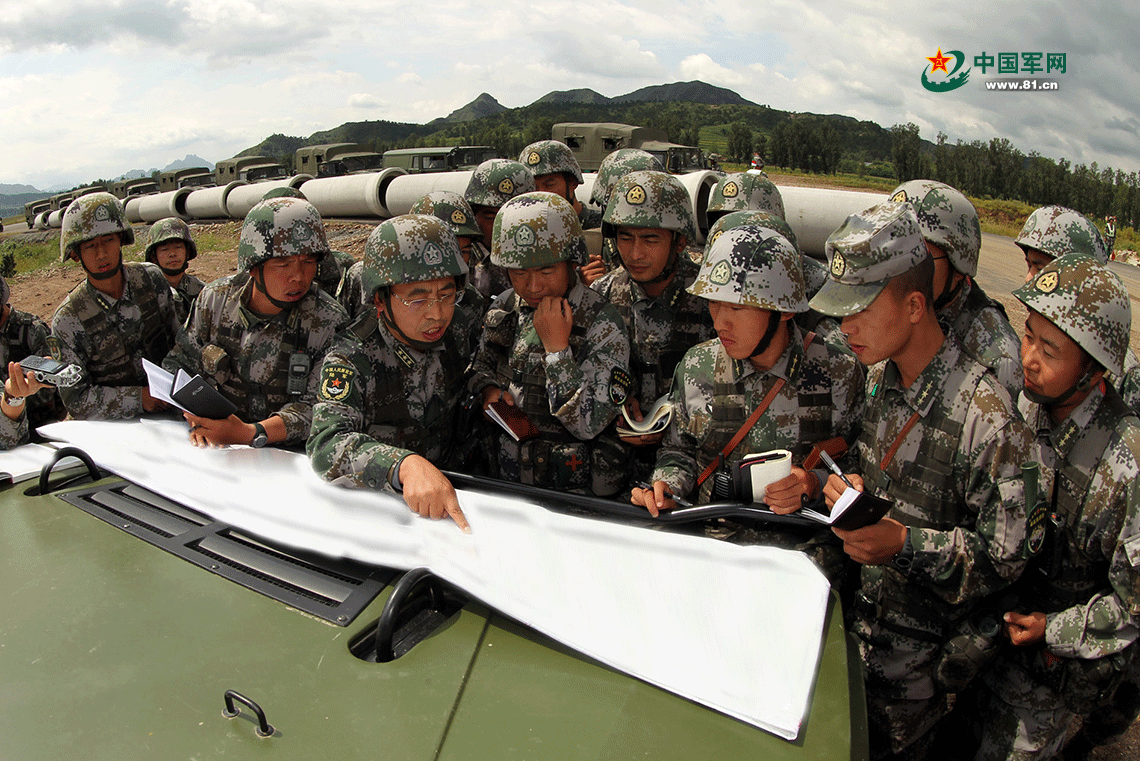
[777,186,887,259]
[302,168,408,219]
[47,209,65,228]
[137,188,194,223]
[124,196,146,224]
[34,211,50,230]
[223,175,315,219]
[185,181,246,220]
[676,170,722,245]
[383,171,473,217]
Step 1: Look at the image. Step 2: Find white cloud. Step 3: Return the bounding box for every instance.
[348,93,385,108]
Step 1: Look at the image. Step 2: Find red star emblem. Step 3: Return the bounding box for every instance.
[927,48,951,74]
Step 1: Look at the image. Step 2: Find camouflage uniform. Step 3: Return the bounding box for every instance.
[145,217,206,324]
[891,180,1023,400]
[164,198,350,446]
[465,160,535,302]
[0,303,66,448]
[810,202,1032,759]
[468,193,632,496]
[973,255,1140,761]
[309,215,475,488]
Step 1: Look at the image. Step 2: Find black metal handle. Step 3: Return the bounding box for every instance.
[375,567,442,663]
[37,446,101,495]
[222,690,274,737]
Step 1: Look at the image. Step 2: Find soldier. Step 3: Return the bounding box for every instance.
[966,254,1140,761]
[262,186,356,295]
[584,148,665,282]
[164,197,349,448]
[519,140,600,229]
[590,170,714,476]
[464,159,536,301]
[705,172,785,229]
[1014,205,1140,415]
[812,202,1032,760]
[145,217,205,324]
[0,274,66,448]
[890,180,1023,400]
[1106,214,1117,258]
[630,222,863,515]
[309,215,474,531]
[51,192,181,420]
[468,192,631,496]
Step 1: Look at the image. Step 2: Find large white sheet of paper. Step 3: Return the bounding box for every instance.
[39,418,831,740]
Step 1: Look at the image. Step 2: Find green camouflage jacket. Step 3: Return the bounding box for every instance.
[170,272,206,326]
[0,309,66,448]
[938,277,1023,400]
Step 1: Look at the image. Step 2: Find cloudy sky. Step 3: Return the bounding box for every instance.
[2,0,1136,191]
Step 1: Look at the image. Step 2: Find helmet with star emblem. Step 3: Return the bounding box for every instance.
[464,159,536,209]
[707,173,785,224]
[408,191,482,240]
[601,170,698,242]
[362,214,468,298]
[518,140,584,185]
[491,192,587,268]
[237,197,329,272]
[688,223,808,312]
[60,192,135,262]
[145,217,198,264]
[888,180,980,276]
[589,149,665,209]
[1015,205,1109,264]
[1013,253,1130,376]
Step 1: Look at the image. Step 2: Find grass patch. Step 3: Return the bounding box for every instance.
[0,237,60,276]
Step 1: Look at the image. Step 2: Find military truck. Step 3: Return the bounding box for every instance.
[159,167,215,192]
[215,156,290,185]
[23,199,51,229]
[382,146,500,173]
[295,143,385,178]
[551,122,707,173]
[110,177,160,200]
[2,419,867,760]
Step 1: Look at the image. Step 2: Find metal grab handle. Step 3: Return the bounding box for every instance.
[222,690,275,737]
[37,446,101,495]
[375,567,442,663]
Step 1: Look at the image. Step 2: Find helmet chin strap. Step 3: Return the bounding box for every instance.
[933,271,965,311]
[1023,363,1098,407]
[81,255,123,282]
[748,310,785,359]
[158,262,188,277]
[639,232,683,286]
[252,263,298,312]
[378,291,445,352]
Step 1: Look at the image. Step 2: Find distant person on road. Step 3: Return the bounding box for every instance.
[145,217,205,324]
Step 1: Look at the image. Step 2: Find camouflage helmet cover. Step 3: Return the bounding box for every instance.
[1015,205,1109,264]
[1013,253,1130,376]
[809,201,929,317]
[602,170,698,243]
[59,192,135,262]
[237,197,329,271]
[707,172,785,220]
[589,148,665,208]
[464,159,536,209]
[491,192,587,268]
[362,214,468,298]
[889,180,981,276]
[705,210,800,260]
[145,217,198,263]
[688,224,808,312]
[519,140,584,185]
[408,191,482,239]
[261,186,307,201]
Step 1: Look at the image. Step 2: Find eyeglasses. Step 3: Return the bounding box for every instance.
[390,290,463,312]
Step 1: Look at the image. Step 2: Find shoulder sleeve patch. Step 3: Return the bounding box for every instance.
[609,367,631,405]
[318,363,356,403]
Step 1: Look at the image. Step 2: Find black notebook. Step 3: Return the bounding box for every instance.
[143,359,238,420]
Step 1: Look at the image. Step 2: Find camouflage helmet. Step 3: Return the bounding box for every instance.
[362,215,468,298]
[706,210,799,260]
[589,149,665,208]
[262,186,307,201]
[809,201,928,318]
[145,217,198,263]
[1015,205,1109,264]
[464,159,536,209]
[491,192,587,268]
[707,173,785,221]
[889,180,981,276]
[519,140,584,185]
[689,224,808,312]
[237,197,329,271]
[602,170,698,243]
[59,192,135,262]
[1014,253,1130,376]
[408,191,482,239]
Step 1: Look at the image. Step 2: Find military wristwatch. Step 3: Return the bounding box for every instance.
[250,422,269,449]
